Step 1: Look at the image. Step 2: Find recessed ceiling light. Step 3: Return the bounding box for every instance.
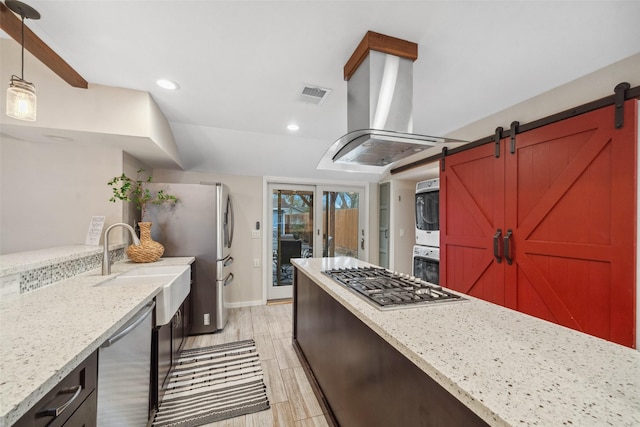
[287,124,300,131]
[156,79,180,90]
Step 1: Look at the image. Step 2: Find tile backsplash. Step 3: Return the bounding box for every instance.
[0,245,126,296]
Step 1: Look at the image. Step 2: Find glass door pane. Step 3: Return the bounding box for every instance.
[268,185,314,300]
[321,190,361,259]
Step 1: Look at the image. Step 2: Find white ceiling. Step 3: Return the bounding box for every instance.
[10,1,640,182]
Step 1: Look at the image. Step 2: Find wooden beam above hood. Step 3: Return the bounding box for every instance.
[343,31,418,81]
[0,2,88,88]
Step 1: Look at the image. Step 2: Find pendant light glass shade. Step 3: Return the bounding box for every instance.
[6,76,37,121]
[5,0,41,122]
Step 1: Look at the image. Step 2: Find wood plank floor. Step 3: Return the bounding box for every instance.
[182,303,329,427]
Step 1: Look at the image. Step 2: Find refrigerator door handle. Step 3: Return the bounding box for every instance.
[227,195,234,248]
[223,272,234,286]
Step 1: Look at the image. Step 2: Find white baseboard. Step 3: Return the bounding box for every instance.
[226,300,264,308]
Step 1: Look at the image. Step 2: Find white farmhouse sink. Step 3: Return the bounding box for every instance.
[119,265,190,277]
[96,264,190,326]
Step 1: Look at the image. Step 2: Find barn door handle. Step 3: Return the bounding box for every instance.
[504,229,513,265]
[493,229,502,263]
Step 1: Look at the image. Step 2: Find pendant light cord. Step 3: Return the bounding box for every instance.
[20,13,25,80]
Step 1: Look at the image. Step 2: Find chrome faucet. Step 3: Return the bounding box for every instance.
[102,223,141,275]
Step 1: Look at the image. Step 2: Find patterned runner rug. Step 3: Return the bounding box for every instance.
[152,339,270,427]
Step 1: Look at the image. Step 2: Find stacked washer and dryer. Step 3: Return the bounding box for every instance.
[413,178,440,285]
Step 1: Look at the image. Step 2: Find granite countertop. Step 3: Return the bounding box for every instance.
[0,256,195,427]
[0,245,122,276]
[293,257,640,427]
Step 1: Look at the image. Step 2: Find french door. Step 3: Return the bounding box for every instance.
[268,184,315,300]
[267,183,365,300]
[320,187,365,259]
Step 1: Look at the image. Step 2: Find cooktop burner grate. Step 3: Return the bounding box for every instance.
[322,267,464,310]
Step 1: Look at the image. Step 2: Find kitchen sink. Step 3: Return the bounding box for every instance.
[118,265,190,277]
[96,264,191,326]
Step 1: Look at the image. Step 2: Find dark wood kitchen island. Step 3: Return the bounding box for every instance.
[292,257,640,427]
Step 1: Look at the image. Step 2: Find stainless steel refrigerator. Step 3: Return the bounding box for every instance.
[146,183,234,333]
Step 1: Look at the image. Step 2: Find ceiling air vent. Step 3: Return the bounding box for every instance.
[300,84,331,105]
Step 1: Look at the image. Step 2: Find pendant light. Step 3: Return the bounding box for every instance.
[5,0,40,121]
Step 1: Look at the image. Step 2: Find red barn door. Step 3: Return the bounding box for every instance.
[440,141,506,305]
[504,102,637,346]
[441,100,637,347]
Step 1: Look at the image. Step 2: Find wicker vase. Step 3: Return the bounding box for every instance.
[127,221,164,263]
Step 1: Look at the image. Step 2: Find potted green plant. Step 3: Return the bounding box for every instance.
[107,169,178,262]
[108,168,178,221]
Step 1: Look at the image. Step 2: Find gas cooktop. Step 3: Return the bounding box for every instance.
[322,266,464,310]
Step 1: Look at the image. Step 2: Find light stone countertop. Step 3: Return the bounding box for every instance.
[293,257,640,427]
[0,256,195,427]
[0,245,121,276]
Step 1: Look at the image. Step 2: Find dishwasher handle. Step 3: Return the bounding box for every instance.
[103,301,155,348]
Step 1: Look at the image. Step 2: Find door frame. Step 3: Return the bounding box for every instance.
[262,177,370,303]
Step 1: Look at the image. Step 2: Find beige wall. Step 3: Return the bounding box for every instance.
[0,135,127,254]
[0,139,262,305]
[388,179,417,275]
[151,169,264,306]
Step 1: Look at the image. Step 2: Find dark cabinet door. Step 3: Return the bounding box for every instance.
[152,276,193,412]
[172,308,184,359]
[183,272,193,337]
[14,352,97,427]
[60,390,97,427]
[156,322,172,404]
[442,100,637,348]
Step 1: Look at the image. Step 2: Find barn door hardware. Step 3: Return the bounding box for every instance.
[504,229,513,265]
[494,127,503,158]
[509,121,519,154]
[614,82,630,129]
[391,82,640,176]
[493,229,503,263]
[441,146,448,171]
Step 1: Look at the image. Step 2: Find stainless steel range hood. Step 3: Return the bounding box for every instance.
[318,32,463,172]
[332,128,446,167]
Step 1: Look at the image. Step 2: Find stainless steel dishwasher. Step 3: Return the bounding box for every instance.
[97,301,155,426]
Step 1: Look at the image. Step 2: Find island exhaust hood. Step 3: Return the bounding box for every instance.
[318,32,463,171]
